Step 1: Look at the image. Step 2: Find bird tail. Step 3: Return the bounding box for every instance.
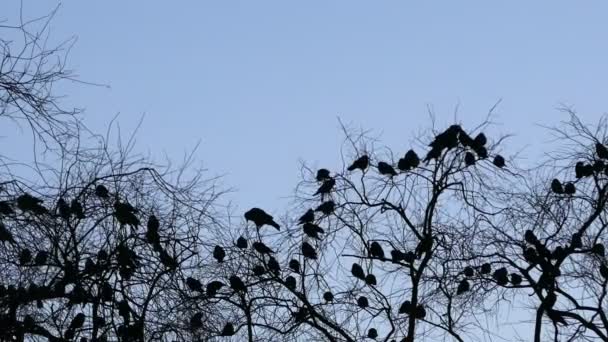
[347,165,356,171]
[270,221,280,230]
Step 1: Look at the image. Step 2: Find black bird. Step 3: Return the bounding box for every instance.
[458,130,475,147]
[186,277,203,293]
[463,266,474,278]
[351,263,365,280]
[524,230,538,244]
[480,263,492,275]
[19,248,32,265]
[57,198,70,220]
[592,243,605,256]
[551,246,566,260]
[597,143,608,159]
[423,147,442,163]
[457,279,470,295]
[316,168,331,182]
[315,201,335,215]
[399,300,412,314]
[474,146,488,159]
[83,258,97,274]
[348,155,370,172]
[323,291,334,302]
[464,152,476,166]
[95,184,109,198]
[430,126,460,151]
[369,242,385,259]
[118,300,131,322]
[357,296,369,309]
[571,233,582,249]
[524,247,539,265]
[302,242,318,259]
[71,199,85,219]
[34,251,48,265]
[267,256,281,275]
[367,328,378,339]
[159,249,178,270]
[397,150,420,171]
[493,155,506,168]
[564,182,576,195]
[551,179,563,194]
[391,249,405,262]
[473,133,487,147]
[253,241,274,255]
[221,323,235,336]
[236,236,248,249]
[314,178,336,196]
[190,312,203,330]
[285,276,296,291]
[600,263,608,279]
[511,273,523,285]
[114,200,140,227]
[68,313,86,331]
[147,215,160,231]
[303,222,324,239]
[415,236,433,258]
[595,160,606,173]
[404,251,416,263]
[547,309,568,326]
[289,259,300,273]
[415,305,427,319]
[252,265,265,276]
[206,281,224,297]
[575,162,585,178]
[244,208,280,230]
[0,201,14,215]
[229,275,247,293]
[378,162,397,177]
[493,267,509,286]
[0,222,14,243]
[298,209,315,224]
[213,245,226,263]
[365,274,377,286]
[17,193,46,214]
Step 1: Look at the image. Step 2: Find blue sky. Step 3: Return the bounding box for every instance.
[4,1,608,212]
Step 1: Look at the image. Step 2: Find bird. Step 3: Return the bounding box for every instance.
[68,313,86,331]
[118,299,131,322]
[114,200,140,227]
[575,162,585,178]
[244,208,280,230]
[252,265,265,276]
[404,251,416,264]
[213,245,226,263]
[463,266,474,278]
[221,322,235,336]
[523,247,540,265]
[0,222,14,243]
[57,198,70,220]
[298,209,315,224]
[253,241,274,255]
[267,256,281,275]
[493,155,506,168]
[285,276,296,291]
[597,143,608,159]
[147,215,160,231]
[229,275,247,293]
[351,263,365,280]
[289,259,300,273]
[571,233,582,249]
[377,162,397,177]
[315,201,335,215]
[158,249,178,270]
[564,182,576,195]
[415,236,433,258]
[206,280,226,296]
[34,251,48,265]
[600,263,608,279]
[524,230,538,245]
[17,193,46,214]
[348,155,369,172]
[511,273,523,285]
[314,178,336,196]
[19,248,32,265]
[429,126,460,151]
[391,249,405,262]
[480,263,491,275]
[423,147,442,163]
[464,152,476,166]
[399,300,412,314]
[70,199,85,219]
[236,236,248,249]
[458,130,475,147]
[473,133,487,147]
[365,274,377,286]
[0,201,14,216]
[303,222,324,239]
[357,296,369,309]
[323,291,334,302]
[551,246,566,260]
[398,150,420,171]
[316,168,331,182]
[592,243,605,256]
[95,184,109,198]
[190,312,203,330]
[493,268,509,286]
[186,277,203,293]
[415,305,427,319]
[369,242,385,259]
[301,242,318,259]
[473,146,488,159]
[367,328,378,339]
[551,179,564,194]
[457,279,470,295]
[594,160,606,173]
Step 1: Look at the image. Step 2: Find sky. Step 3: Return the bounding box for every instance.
[2,1,608,340]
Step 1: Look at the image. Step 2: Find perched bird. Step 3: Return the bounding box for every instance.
[377,162,397,177]
[221,323,235,336]
[301,242,318,259]
[213,246,226,263]
[597,143,608,159]
[351,263,365,280]
[391,249,405,262]
[206,281,224,297]
[17,193,46,215]
[523,247,540,265]
[253,241,274,255]
[493,155,506,168]
[480,263,492,275]
[464,152,476,166]
[186,277,203,293]
[0,201,14,216]
[348,155,370,172]
[19,248,32,265]
[315,201,335,215]
[493,268,509,286]
[147,215,160,231]
[303,223,324,239]
[323,291,334,302]
[68,313,86,331]
[289,259,301,273]
[404,251,416,264]
[369,242,385,259]
[474,146,488,159]
[551,246,566,260]
[571,233,583,249]
[114,200,140,227]
[118,300,131,322]
[398,150,420,171]
[415,236,433,258]
[575,162,585,179]
[423,147,442,163]
[457,279,470,295]
[229,275,247,293]
[158,249,178,270]
[298,209,315,225]
[252,265,266,276]
[190,312,203,330]
[511,273,523,285]
[524,230,538,245]
[365,274,377,286]
[463,266,474,278]
[367,328,378,339]
[399,300,412,315]
[285,276,297,291]
[415,304,427,319]
[314,178,336,196]
[236,236,248,249]
[83,258,97,274]
[551,179,564,194]
[458,130,475,147]
[357,296,369,309]
[57,198,71,220]
[600,263,608,279]
[95,184,109,198]
[316,169,331,182]
[474,133,487,147]
[244,208,280,230]
[430,126,460,151]
[71,199,85,219]
[34,251,48,266]
[594,160,606,173]
[267,256,281,275]
[100,282,113,302]
[592,243,605,257]
[564,182,576,195]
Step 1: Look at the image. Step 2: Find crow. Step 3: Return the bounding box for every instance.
[302,242,317,259]
[147,215,160,231]
[594,160,606,173]
[71,199,85,219]
[252,265,265,276]
[244,208,280,230]
[316,168,331,182]
[457,279,470,295]
[415,236,433,258]
[458,130,475,147]
[399,300,412,314]
[391,249,405,262]
[221,322,235,336]
[493,155,506,168]
[0,201,14,216]
[464,152,476,166]
[186,277,203,293]
[315,201,335,215]
[348,155,369,172]
[551,179,563,194]
[34,251,48,266]
[303,222,324,239]
[378,162,397,177]
[524,230,538,245]
[415,305,426,319]
[564,182,576,195]
[19,248,32,265]
[267,256,281,275]
[57,198,70,220]
[480,263,491,275]
[423,147,442,163]
[592,243,605,256]
[114,200,140,227]
[68,313,86,330]
[289,259,300,273]
[600,263,608,279]
[314,178,336,196]
[17,193,46,214]
[511,273,523,285]
[213,246,226,263]
[367,328,378,339]
[473,133,487,147]
[365,274,377,286]
[0,222,14,243]
[357,296,369,308]
[575,162,585,178]
[570,233,582,249]
[493,267,509,286]
[229,275,247,293]
[473,145,488,159]
[370,242,385,259]
[285,276,296,291]
[206,281,224,297]
[323,291,334,302]
[351,263,365,280]
[236,236,248,249]
[95,184,109,198]
[190,312,203,330]
[397,150,420,171]
[463,266,474,278]
[253,241,274,255]
[298,209,315,225]
[597,143,608,159]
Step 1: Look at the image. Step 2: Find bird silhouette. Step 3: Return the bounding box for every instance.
[463,266,474,278]
[430,126,460,151]
[474,146,488,159]
[365,274,377,286]
[551,246,566,260]
[190,312,203,330]
[252,265,266,276]
[594,160,606,173]
[474,133,487,147]
[34,251,48,265]
[68,312,86,331]
[415,236,433,258]
[70,199,85,219]
[357,296,369,308]
[220,322,235,336]
[399,300,412,315]
[0,222,13,243]
[253,241,274,255]
[229,275,247,293]
[458,130,474,147]
[236,236,248,249]
[597,143,608,159]
[158,249,178,270]
[213,245,226,263]
[206,281,224,297]
[303,222,324,239]
[570,233,582,249]
[316,168,331,182]
[348,155,369,172]
[492,267,509,286]
[314,178,336,196]
[351,263,365,280]
[17,193,46,214]
[398,150,420,171]
[423,147,442,163]
[0,201,14,215]
[113,200,140,227]
[592,243,605,256]
[575,162,584,178]
[95,184,109,198]
[404,251,416,264]
[57,198,70,220]
[19,248,32,265]
[493,155,506,168]
[524,230,538,245]
[480,263,491,275]
[523,247,540,265]
[147,215,160,231]
[323,291,334,302]
[298,209,315,225]
[267,256,281,275]
[457,279,470,295]
[186,277,204,293]
[244,208,280,230]
[551,179,563,194]
[564,182,576,195]
[118,299,131,323]
[377,162,397,177]
[369,242,385,259]
[510,273,523,285]
[289,259,300,273]
[546,309,567,326]
[146,216,161,245]
[285,276,297,291]
[301,242,317,259]
[315,201,335,215]
[464,152,476,166]
[367,328,378,339]
[600,263,608,279]
[415,304,427,319]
